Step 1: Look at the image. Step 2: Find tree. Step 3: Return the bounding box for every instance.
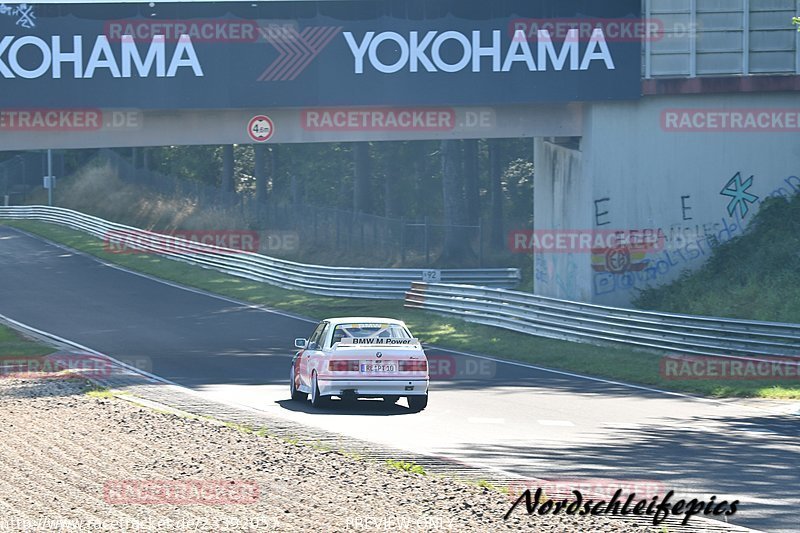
[254,144,268,207]
[462,139,480,226]
[439,139,474,264]
[221,145,234,193]
[149,145,220,185]
[372,141,405,219]
[353,142,371,213]
[410,141,439,220]
[488,139,504,250]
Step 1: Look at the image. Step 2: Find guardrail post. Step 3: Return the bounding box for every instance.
[46,149,53,207]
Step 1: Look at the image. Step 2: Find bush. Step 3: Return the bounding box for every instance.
[634,193,800,323]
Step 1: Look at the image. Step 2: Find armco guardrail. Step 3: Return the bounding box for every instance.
[0,206,520,299]
[405,283,800,358]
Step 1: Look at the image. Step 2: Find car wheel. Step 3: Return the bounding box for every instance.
[407,394,428,412]
[290,366,307,402]
[310,372,327,408]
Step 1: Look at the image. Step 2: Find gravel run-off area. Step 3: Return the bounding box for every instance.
[0,375,667,532]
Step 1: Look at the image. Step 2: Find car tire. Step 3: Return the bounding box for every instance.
[407,394,428,412]
[290,366,307,402]
[310,372,327,408]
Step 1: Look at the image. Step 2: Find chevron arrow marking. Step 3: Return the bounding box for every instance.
[259,26,343,82]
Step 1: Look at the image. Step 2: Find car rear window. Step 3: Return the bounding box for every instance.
[330,323,410,346]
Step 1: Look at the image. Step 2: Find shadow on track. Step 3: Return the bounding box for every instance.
[275,397,418,416]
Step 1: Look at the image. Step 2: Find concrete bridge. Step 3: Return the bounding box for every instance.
[1,0,798,304]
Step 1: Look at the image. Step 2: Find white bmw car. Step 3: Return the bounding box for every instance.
[289,317,429,411]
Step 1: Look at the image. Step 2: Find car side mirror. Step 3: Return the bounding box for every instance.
[294,338,307,349]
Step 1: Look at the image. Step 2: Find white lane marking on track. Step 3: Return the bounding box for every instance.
[467,417,505,424]
[0,313,177,387]
[5,226,316,325]
[428,345,799,418]
[537,420,575,427]
[603,422,642,430]
[8,227,799,423]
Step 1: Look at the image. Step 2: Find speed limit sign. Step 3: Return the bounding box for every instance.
[247,115,275,142]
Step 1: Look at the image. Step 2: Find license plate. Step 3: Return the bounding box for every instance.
[360,362,397,373]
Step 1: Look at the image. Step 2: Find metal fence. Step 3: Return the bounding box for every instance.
[0,152,63,205]
[405,282,800,358]
[263,204,483,266]
[96,148,242,207]
[0,206,520,298]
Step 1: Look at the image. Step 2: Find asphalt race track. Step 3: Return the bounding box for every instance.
[1,226,798,532]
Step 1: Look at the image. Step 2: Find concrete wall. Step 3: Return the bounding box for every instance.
[534,91,800,306]
[533,139,590,302]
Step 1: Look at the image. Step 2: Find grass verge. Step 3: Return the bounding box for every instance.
[387,459,426,476]
[635,195,800,323]
[2,219,799,400]
[84,386,115,399]
[0,323,54,359]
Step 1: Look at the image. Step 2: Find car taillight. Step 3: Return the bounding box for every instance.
[328,360,359,372]
[399,360,427,372]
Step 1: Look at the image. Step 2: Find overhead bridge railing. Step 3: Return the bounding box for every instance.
[405,283,800,358]
[0,206,520,299]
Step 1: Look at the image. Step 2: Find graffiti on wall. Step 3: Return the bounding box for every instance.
[590,246,649,274]
[759,175,799,204]
[535,254,580,301]
[0,3,36,28]
[593,215,742,295]
[720,172,759,217]
[532,172,796,299]
[592,172,799,297]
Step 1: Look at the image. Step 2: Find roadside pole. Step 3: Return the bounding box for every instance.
[47,149,53,206]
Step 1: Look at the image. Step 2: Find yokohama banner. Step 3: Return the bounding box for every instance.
[0,0,641,108]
